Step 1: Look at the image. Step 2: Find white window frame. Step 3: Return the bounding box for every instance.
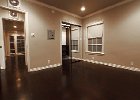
[71,28,80,52]
[86,21,104,54]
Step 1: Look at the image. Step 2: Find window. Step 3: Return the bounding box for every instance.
[71,28,79,52]
[10,35,25,55]
[17,36,25,54]
[87,22,104,53]
[71,40,78,50]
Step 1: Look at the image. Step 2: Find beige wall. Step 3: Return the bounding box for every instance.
[0,0,82,69]
[83,0,140,68]
[4,31,9,56]
[1,0,140,69]
[22,1,82,68]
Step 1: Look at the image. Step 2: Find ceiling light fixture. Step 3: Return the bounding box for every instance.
[13,25,17,28]
[81,6,85,11]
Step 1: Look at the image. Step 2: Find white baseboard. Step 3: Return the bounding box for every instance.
[72,57,140,72]
[29,63,61,72]
[0,67,5,70]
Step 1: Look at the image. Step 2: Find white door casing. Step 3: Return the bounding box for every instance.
[0,17,6,69]
[0,12,30,71]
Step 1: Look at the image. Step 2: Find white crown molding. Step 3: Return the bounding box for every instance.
[29,63,61,72]
[1,0,134,19]
[72,57,140,72]
[83,0,134,19]
[0,5,25,13]
[27,0,82,19]
[28,0,133,19]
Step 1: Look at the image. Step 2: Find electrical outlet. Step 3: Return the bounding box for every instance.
[130,61,134,66]
[48,60,50,64]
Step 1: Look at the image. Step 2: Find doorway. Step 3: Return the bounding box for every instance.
[61,22,72,76]
[61,22,82,76]
[2,19,26,70]
[61,22,82,87]
[62,22,71,60]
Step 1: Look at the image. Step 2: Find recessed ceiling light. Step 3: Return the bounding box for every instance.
[13,25,17,28]
[81,6,85,11]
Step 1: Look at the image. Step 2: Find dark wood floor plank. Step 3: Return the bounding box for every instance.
[0,57,140,100]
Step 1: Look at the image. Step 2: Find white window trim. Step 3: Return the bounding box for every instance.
[86,21,105,54]
[72,50,79,53]
[71,28,80,53]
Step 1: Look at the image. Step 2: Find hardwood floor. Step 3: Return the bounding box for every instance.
[0,57,140,100]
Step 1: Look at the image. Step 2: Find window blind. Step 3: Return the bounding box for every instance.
[71,29,79,40]
[88,23,103,38]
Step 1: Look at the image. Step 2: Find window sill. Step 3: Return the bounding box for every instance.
[72,50,79,53]
[86,51,104,55]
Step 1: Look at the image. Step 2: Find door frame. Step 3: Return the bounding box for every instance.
[0,10,30,71]
[60,21,71,64]
[60,21,82,65]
